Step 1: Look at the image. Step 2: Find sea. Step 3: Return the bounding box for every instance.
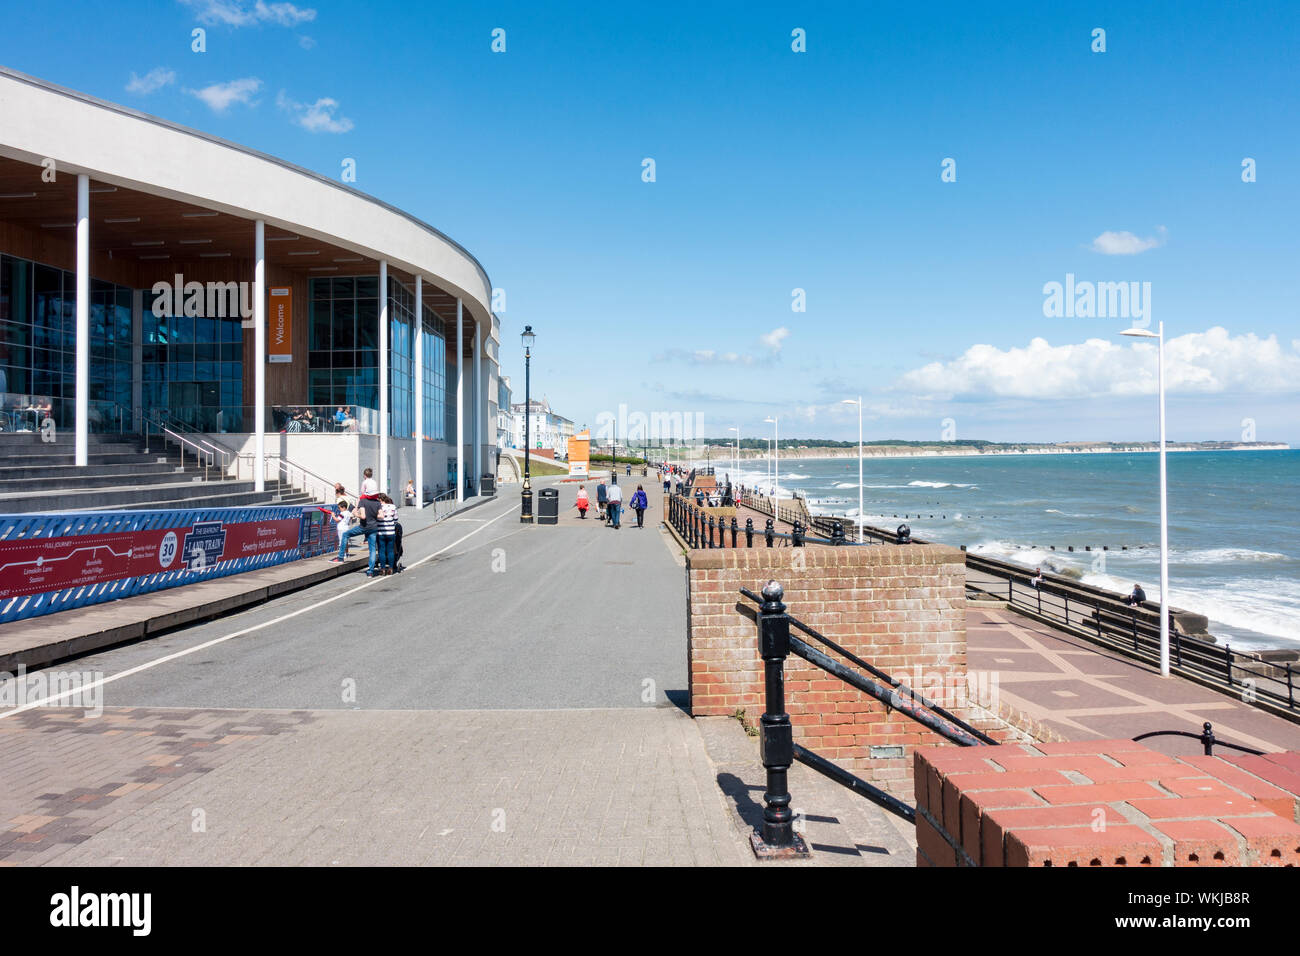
[717,449,1299,651]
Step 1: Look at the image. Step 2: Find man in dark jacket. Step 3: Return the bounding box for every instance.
[1124,583,1147,606]
[596,480,608,522]
[356,493,383,576]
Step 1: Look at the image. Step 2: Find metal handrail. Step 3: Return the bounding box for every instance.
[1132,722,1264,757]
[739,587,993,747]
[142,409,235,474]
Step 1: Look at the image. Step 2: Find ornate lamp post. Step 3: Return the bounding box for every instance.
[519,325,535,523]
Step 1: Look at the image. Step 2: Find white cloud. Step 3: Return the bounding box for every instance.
[126,68,176,95]
[181,0,316,26]
[655,347,762,366]
[761,326,790,351]
[187,77,262,112]
[298,34,316,49]
[1091,226,1166,255]
[896,328,1300,400]
[277,91,354,133]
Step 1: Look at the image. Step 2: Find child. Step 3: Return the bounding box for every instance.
[331,483,354,562]
[376,493,398,576]
[575,485,589,519]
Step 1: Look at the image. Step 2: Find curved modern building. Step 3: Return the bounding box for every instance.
[0,66,502,503]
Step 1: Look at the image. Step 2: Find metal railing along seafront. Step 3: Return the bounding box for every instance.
[677,483,1299,717]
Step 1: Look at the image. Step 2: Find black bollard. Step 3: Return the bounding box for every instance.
[831,520,845,546]
[765,518,774,548]
[1200,721,1217,756]
[731,516,738,548]
[751,579,806,857]
[746,517,754,548]
[708,514,715,549]
[792,521,804,547]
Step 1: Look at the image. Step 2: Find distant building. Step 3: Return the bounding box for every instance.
[509,397,574,456]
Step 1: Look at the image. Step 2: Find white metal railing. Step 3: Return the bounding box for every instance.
[427,488,457,523]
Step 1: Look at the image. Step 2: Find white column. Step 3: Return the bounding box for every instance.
[1157,321,1170,677]
[414,275,423,507]
[473,318,482,490]
[455,298,464,504]
[379,260,389,493]
[253,219,265,491]
[75,174,89,466]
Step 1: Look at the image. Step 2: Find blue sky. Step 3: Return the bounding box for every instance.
[3,0,1297,444]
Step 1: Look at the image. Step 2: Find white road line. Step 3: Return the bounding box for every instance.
[0,500,518,718]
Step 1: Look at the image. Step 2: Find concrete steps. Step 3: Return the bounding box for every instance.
[0,430,323,514]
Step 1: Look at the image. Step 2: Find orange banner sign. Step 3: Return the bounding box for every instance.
[568,430,590,478]
[268,286,292,363]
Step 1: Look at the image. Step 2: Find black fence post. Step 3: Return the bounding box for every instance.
[745,517,754,548]
[708,514,715,549]
[1288,663,1295,710]
[831,520,845,546]
[1200,721,1216,756]
[765,518,774,548]
[752,579,807,857]
[792,521,804,547]
[730,516,738,548]
[1224,643,1233,688]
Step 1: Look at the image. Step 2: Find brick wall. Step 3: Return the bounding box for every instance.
[687,544,1019,798]
[914,740,1300,866]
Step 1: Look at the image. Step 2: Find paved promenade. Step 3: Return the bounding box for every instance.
[0,480,753,865]
[5,474,1292,866]
[968,605,1300,753]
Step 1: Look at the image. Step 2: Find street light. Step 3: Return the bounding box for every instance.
[764,416,779,502]
[519,325,535,523]
[728,426,739,498]
[1121,322,1169,677]
[841,397,864,542]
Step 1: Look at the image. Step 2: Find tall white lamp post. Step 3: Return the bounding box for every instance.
[764,416,779,503]
[1121,322,1170,677]
[841,397,864,541]
[728,426,739,494]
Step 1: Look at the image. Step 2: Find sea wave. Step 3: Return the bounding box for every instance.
[908,480,976,489]
[1175,548,1290,564]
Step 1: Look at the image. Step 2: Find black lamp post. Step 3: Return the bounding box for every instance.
[519,325,535,523]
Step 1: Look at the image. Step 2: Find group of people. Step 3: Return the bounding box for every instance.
[574,475,650,529]
[332,467,404,576]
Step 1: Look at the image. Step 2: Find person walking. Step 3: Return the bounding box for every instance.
[575,484,590,519]
[353,478,382,575]
[376,493,398,576]
[596,479,608,522]
[630,484,649,528]
[405,478,416,507]
[331,483,355,562]
[607,478,623,529]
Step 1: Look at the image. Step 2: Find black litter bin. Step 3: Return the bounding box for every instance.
[480,474,496,496]
[538,487,559,524]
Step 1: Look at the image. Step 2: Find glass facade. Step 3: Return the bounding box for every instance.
[0,253,132,432]
[0,254,464,441]
[308,276,451,441]
[141,289,244,432]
